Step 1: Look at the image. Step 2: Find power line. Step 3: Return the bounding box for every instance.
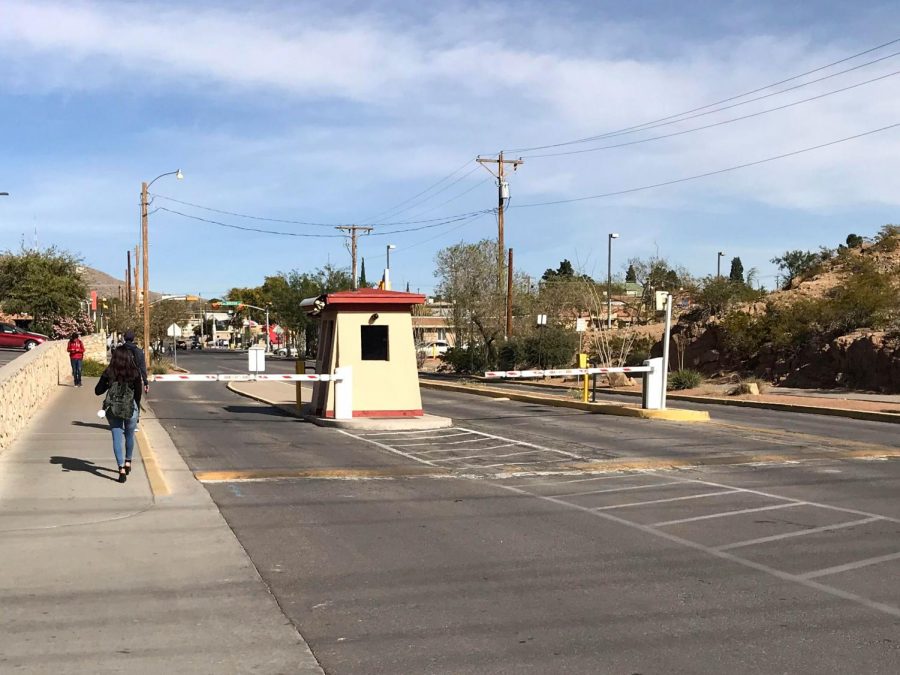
[156,205,492,238]
[523,68,900,158]
[509,38,900,153]
[363,158,476,223]
[369,165,482,223]
[513,121,900,208]
[150,193,484,227]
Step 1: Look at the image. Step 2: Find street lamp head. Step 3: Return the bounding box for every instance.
[718,251,725,256]
[0,192,8,196]
[610,233,619,239]
[387,244,397,250]
[175,169,184,180]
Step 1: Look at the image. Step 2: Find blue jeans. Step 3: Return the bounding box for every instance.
[107,403,139,468]
[71,358,82,385]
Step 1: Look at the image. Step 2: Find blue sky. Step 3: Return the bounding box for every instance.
[1,0,899,297]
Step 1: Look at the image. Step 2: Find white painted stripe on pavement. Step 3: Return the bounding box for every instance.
[716,516,882,551]
[548,481,681,499]
[800,550,900,580]
[594,489,739,510]
[455,427,582,459]
[646,473,900,526]
[652,502,804,527]
[493,483,900,619]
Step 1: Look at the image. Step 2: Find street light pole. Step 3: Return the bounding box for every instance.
[386,244,396,291]
[607,233,619,329]
[717,251,725,278]
[141,169,183,359]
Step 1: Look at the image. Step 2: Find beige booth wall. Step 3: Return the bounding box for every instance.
[314,310,422,417]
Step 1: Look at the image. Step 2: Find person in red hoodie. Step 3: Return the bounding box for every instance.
[67,332,85,387]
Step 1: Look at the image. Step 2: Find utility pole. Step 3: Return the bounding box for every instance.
[335,225,373,290]
[506,248,514,338]
[476,152,523,290]
[142,181,150,353]
[126,250,132,307]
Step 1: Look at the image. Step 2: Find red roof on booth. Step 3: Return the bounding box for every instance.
[324,288,426,308]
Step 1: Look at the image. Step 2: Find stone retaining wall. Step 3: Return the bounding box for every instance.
[0,335,107,454]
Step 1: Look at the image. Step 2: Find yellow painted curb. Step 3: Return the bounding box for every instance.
[420,380,710,422]
[195,466,450,482]
[136,427,170,496]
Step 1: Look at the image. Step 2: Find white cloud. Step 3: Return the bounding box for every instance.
[3,0,900,288]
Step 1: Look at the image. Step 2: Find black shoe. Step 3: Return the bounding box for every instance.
[118,469,127,483]
[124,461,132,475]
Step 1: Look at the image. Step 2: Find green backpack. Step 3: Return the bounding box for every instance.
[104,379,135,419]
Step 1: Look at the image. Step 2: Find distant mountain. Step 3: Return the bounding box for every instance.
[78,265,162,302]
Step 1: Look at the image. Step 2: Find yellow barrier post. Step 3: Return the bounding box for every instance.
[579,353,589,402]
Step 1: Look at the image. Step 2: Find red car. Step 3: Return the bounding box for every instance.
[0,323,49,350]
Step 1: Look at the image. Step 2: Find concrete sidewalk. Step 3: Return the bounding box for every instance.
[0,380,322,674]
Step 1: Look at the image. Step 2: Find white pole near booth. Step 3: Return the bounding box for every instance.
[333,366,353,420]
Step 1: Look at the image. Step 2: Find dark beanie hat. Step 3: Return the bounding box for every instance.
[124,330,136,341]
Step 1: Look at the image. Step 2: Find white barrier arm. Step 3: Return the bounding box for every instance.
[151,373,344,382]
[484,366,652,378]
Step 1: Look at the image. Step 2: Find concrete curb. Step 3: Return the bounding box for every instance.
[453,376,900,425]
[226,382,454,430]
[420,380,710,422]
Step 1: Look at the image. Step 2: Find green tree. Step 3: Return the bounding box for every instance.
[728,257,744,283]
[625,264,637,283]
[0,247,87,335]
[359,258,368,287]
[845,233,863,249]
[435,239,507,366]
[770,250,821,288]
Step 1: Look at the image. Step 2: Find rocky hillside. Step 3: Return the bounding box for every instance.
[669,227,900,392]
[79,265,162,302]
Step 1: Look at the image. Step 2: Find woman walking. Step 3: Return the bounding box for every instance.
[95,346,143,483]
[66,333,85,387]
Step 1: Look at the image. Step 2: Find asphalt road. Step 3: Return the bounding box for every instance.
[148,351,900,674]
[0,347,25,368]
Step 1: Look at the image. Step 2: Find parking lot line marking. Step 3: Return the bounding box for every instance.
[549,481,682,498]
[431,449,534,463]
[338,430,440,467]
[594,489,739,510]
[717,516,883,551]
[648,473,900,526]
[494,483,900,619]
[455,427,583,459]
[653,502,805,527]
[800,550,900,580]
[394,437,486,448]
[506,473,652,488]
[361,429,466,437]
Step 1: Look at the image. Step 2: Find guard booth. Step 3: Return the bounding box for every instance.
[301,288,426,419]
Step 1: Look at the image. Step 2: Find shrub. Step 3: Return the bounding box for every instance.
[697,277,764,317]
[80,358,106,377]
[668,369,702,390]
[150,358,173,375]
[442,346,490,374]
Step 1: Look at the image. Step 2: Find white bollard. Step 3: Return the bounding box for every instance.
[333,366,353,420]
[642,357,665,410]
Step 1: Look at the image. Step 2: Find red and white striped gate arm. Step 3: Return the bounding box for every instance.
[484,365,653,379]
[151,373,343,382]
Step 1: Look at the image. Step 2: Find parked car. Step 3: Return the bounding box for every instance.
[275,346,298,357]
[175,339,188,350]
[189,336,203,350]
[417,340,449,356]
[0,323,48,350]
